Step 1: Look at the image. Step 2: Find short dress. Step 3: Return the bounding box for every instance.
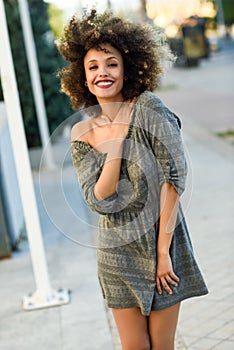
[71,90,208,316]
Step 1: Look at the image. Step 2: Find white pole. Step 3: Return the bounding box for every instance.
[107,0,111,10]
[18,0,55,169]
[0,0,69,310]
[140,0,148,22]
[216,0,226,37]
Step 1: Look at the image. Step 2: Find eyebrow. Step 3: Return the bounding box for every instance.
[87,56,119,64]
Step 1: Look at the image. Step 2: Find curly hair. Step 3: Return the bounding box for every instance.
[56,9,175,110]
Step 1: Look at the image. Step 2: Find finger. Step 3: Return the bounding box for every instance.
[161,277,173,295]
[165,275,178,287]
[169,271,180,282]
[156,277,162,295]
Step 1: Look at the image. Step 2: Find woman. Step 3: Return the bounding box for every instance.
[57,10,208,350]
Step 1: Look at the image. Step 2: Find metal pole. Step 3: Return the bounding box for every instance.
[107,0,111,10]
[140,0,148,22]
[0,0,69,310]
[216,0,226,37]
[18,0,55,169]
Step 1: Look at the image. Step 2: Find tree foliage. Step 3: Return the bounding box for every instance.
[1,0,39,145]
[222,0,234,25]
[1,0,72,147]
[48,3,64,38]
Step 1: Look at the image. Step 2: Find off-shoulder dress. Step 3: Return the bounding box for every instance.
[71,91,208,315]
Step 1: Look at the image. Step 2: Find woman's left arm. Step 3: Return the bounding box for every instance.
[141,97,187,294]
[156,182,180,295]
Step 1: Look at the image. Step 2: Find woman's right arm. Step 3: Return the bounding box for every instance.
[93,139,123,200]
[71,125,126,209]
[72,102,134,202]
[71,121,125,201]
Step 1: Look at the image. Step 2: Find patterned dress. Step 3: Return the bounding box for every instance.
[71,91,208,316]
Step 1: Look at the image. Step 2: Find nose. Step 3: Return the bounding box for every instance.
[98,65,109,77]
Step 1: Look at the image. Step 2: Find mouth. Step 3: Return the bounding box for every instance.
[95,80,114,88]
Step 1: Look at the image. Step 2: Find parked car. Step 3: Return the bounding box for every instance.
[181,16,210,66]
[168,16,210,67]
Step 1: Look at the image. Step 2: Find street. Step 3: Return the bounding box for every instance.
[0,43,233,350]
[156,43,234,349]
[158,44,234,133]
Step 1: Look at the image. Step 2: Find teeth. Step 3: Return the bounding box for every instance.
[97,81,113,86]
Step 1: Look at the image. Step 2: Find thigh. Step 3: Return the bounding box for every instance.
[112,307,150,350]
[149,302,181,350]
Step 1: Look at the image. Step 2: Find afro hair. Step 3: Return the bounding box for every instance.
[56,9,175,110]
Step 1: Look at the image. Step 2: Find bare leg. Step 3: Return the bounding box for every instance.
[149,302,181,350]
[112,307,150,350]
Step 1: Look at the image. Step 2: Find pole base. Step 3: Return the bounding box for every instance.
[22,288,70,311]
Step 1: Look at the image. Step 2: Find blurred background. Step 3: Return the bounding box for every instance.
[0,1,233,349]
[0,0,233,149]
[0,0,234,288]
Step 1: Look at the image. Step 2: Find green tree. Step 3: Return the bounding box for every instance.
[30,0,73,139]
[222,0,234,25]
[48,3,64,38]
[2,0,72,147]
[2,0,39,146]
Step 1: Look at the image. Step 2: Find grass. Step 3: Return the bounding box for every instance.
[157,83,177,91]
[216,129,234,144]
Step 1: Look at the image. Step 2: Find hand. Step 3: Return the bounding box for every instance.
[156,253,179,295]
[90,99,136,153]
[111,98,136,139]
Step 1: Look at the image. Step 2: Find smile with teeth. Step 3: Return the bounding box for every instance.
[96,80,114,88]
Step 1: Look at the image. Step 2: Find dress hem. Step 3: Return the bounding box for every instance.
[104,289,209,316]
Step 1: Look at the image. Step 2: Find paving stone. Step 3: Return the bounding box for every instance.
[1,44,234,350]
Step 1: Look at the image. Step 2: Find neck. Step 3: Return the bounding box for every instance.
[99,98,124,122]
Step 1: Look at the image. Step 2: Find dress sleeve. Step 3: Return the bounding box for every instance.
[146,106,187,196]
[71,141,118,215]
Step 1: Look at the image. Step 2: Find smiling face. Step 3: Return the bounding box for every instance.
[84,44,124,104]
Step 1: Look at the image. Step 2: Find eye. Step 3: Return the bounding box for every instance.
[89,65,98,70]
[109,63,118,67]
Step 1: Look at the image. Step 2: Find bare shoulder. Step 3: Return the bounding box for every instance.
[71,119,92,142]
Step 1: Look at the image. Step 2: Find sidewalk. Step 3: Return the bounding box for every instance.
[173,115,234,349]
[156,51,234,349]
[0,113,233,350]
[0,158,114,349]
[0,55,233,350]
